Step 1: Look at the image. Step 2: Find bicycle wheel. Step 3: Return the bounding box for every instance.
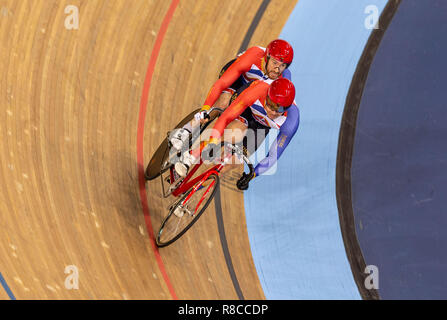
[145,108,202,181]
[156,173,219,247]
[145,140,169,181]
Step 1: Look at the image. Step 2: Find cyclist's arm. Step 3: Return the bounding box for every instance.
[207,81,268,143]
[254,104,300,176]
[202,47,265,110]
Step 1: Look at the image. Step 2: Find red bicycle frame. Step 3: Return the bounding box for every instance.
[171,158,223,198]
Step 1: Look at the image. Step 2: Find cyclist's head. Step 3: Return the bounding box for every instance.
[266,78,295,113]
[265,39,294,67]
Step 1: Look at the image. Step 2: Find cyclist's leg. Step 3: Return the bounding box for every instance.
[223,119,248,145]
[217,117,248,176]
[219,112,269,187]
[213,92,233,110]
[195,117,247,161]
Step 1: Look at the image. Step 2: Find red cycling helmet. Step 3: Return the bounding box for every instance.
[265,39,294,65]
[268,78,295,110]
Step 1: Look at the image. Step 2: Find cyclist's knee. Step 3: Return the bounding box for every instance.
[223,120,247,144]
[213,92,232,109]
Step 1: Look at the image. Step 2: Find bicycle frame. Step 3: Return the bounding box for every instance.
[172,160,221,198]
[158,153,224,216]
[153,109,255,247]
[157,106,254,216]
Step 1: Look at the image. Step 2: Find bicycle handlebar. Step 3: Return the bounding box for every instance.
[221,141,254,177]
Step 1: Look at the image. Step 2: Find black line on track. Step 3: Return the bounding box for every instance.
[214,0,272,301]
[214,185,245,300]
[336,0,401,300]
[238,0,272,54]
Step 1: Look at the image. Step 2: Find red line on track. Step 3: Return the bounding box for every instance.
[137,0,180,300]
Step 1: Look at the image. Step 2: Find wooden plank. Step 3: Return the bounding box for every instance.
[0,0,297,299]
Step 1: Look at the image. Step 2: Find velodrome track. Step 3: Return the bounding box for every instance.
[0,0,296,299]
[2,0,447,300]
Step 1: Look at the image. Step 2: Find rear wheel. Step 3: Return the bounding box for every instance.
[145,139,169,181]
[145,108,201,181]
[156,173,219,247]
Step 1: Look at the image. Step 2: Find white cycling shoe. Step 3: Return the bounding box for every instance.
[174,152,197,177]
[169,128,190,151]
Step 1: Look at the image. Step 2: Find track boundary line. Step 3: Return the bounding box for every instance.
[137,0,180,300]
[0,272,15,300]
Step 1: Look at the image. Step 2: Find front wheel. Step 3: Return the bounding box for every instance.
[156,173,219,247]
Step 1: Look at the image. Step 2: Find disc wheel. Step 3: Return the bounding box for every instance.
[145,108,201,181]
[156,174,219,247]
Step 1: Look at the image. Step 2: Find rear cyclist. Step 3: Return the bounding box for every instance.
[202,38,294,111]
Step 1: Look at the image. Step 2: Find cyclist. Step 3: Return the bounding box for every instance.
[175,78,299,191]
[202,38,294,111]
[169,39,294,150]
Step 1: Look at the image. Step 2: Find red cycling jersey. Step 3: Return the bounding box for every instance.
[208,80,269,143]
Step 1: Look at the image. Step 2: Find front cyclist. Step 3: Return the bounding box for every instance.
[169,39,294,150]
[176,78,299,191]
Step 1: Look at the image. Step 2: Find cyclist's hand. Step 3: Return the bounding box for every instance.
[194,110,210,124]
[237,171,255,191]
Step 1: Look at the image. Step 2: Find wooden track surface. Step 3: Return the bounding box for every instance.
[0,0,297,299]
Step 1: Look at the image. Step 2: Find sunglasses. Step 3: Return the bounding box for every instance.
[266,96,290,113]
